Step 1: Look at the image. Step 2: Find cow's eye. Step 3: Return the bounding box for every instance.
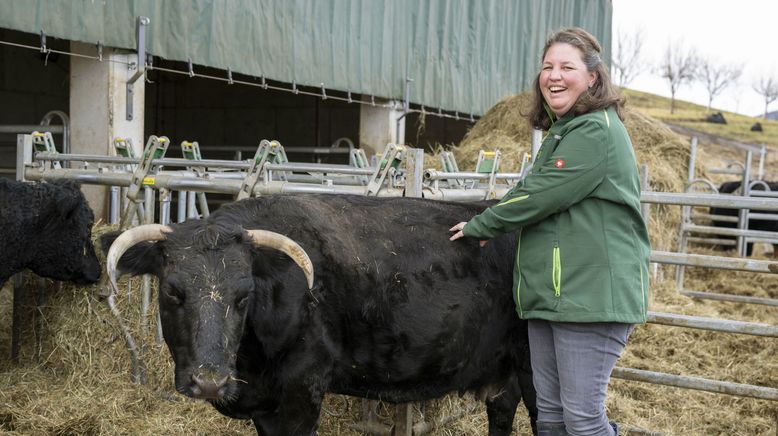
[236,295,249,309]
[163,284,184,305]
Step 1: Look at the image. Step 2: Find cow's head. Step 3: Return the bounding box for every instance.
[103,221,313,401]
[32,180,101,284]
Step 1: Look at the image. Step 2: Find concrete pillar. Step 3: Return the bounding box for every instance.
[359,99,405,159]
[69,41,144,219]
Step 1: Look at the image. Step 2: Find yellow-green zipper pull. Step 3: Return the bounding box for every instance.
[552,241,561,297]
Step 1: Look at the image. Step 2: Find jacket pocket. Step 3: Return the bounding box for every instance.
[552,241,561,297]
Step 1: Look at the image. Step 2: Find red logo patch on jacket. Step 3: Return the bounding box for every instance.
[555,159,565,168]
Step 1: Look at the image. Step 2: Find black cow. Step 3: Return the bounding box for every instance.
[103,194,537,435]
[710,180,778,257]
[0,178,101,288]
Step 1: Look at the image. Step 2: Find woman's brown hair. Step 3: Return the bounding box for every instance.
[527,27,625,131]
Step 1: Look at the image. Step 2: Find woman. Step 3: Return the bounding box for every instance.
[449,28,650,436]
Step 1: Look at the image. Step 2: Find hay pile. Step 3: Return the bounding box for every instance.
[0,93,775,435]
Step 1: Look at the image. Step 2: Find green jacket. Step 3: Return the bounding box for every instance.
[464,106,650,323]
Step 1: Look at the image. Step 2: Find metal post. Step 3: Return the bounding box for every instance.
[109,186,120,225]
[687,136,698,184]
[159,188,171,226]
[138,186,155,384]
[639,164,650,219]
[177,190,187,222]
[758,144,766,180]
[126,16,149,121]
[16,134,33,182]
[737,150,753,257]
[394,404,413,436]
[196,192,210,218]
[405,148,425,198]
[531,129,542,161]
[34,276,47,362]
[187,191,198,219]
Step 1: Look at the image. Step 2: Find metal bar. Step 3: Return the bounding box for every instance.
[709,167,746,175]
[650,250,778,273]
[265,162,374,175]
[640,192,778,211]
[749,191,778,198]
[647,312,778,337]
[691,213,738,223]
[685,237,736,246]
[199,145,352,155]
[1,125,65,134]
[681,223,778,241]
[681,290,778,307]
[424,169,523,181]
[611,367,778,401]
[34,152,251,170]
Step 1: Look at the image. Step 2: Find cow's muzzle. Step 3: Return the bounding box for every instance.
[189,372,230,400]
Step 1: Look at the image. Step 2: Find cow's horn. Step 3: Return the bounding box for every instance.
[106,224,171,296]
[245,230,315,289]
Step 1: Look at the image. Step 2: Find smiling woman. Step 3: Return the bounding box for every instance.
[449,27,650,436]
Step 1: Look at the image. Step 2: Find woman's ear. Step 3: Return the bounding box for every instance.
[588,71,598,88]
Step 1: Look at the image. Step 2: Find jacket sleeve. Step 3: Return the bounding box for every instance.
[463,116,609,239]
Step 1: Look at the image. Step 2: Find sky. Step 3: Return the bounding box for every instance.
[611,0,777,117]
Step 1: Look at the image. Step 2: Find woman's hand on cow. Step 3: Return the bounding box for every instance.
[449,222,487,247]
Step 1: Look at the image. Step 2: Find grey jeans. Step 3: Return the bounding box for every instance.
[528,320,633,436]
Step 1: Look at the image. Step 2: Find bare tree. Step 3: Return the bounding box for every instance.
[753,75,778,119]
[659,40,698,114]
[611,28,645,87]
[697,58,742,111]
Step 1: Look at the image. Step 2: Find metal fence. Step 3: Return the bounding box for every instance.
[15,133,778,434]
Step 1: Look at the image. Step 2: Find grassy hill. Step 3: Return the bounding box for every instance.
[622,88,778,149]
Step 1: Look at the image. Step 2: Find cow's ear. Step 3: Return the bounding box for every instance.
[100,230,164,276]
[45,180,83,220]
[249,247,294,280]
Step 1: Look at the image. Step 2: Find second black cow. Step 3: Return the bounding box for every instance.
[710,180,778,257]
[0,178,101,288]
[104,194,537,435]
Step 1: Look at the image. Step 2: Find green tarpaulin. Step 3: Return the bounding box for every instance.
[0,0,611,115]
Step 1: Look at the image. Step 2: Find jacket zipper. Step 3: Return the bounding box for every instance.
[552,241,561,297]
[516,228,523,316]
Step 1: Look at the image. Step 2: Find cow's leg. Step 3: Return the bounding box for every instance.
[518,365,539,435]
[251,409,281,436]
[485,376,521,436]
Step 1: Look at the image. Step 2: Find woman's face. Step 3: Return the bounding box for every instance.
[539,42,597,118]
